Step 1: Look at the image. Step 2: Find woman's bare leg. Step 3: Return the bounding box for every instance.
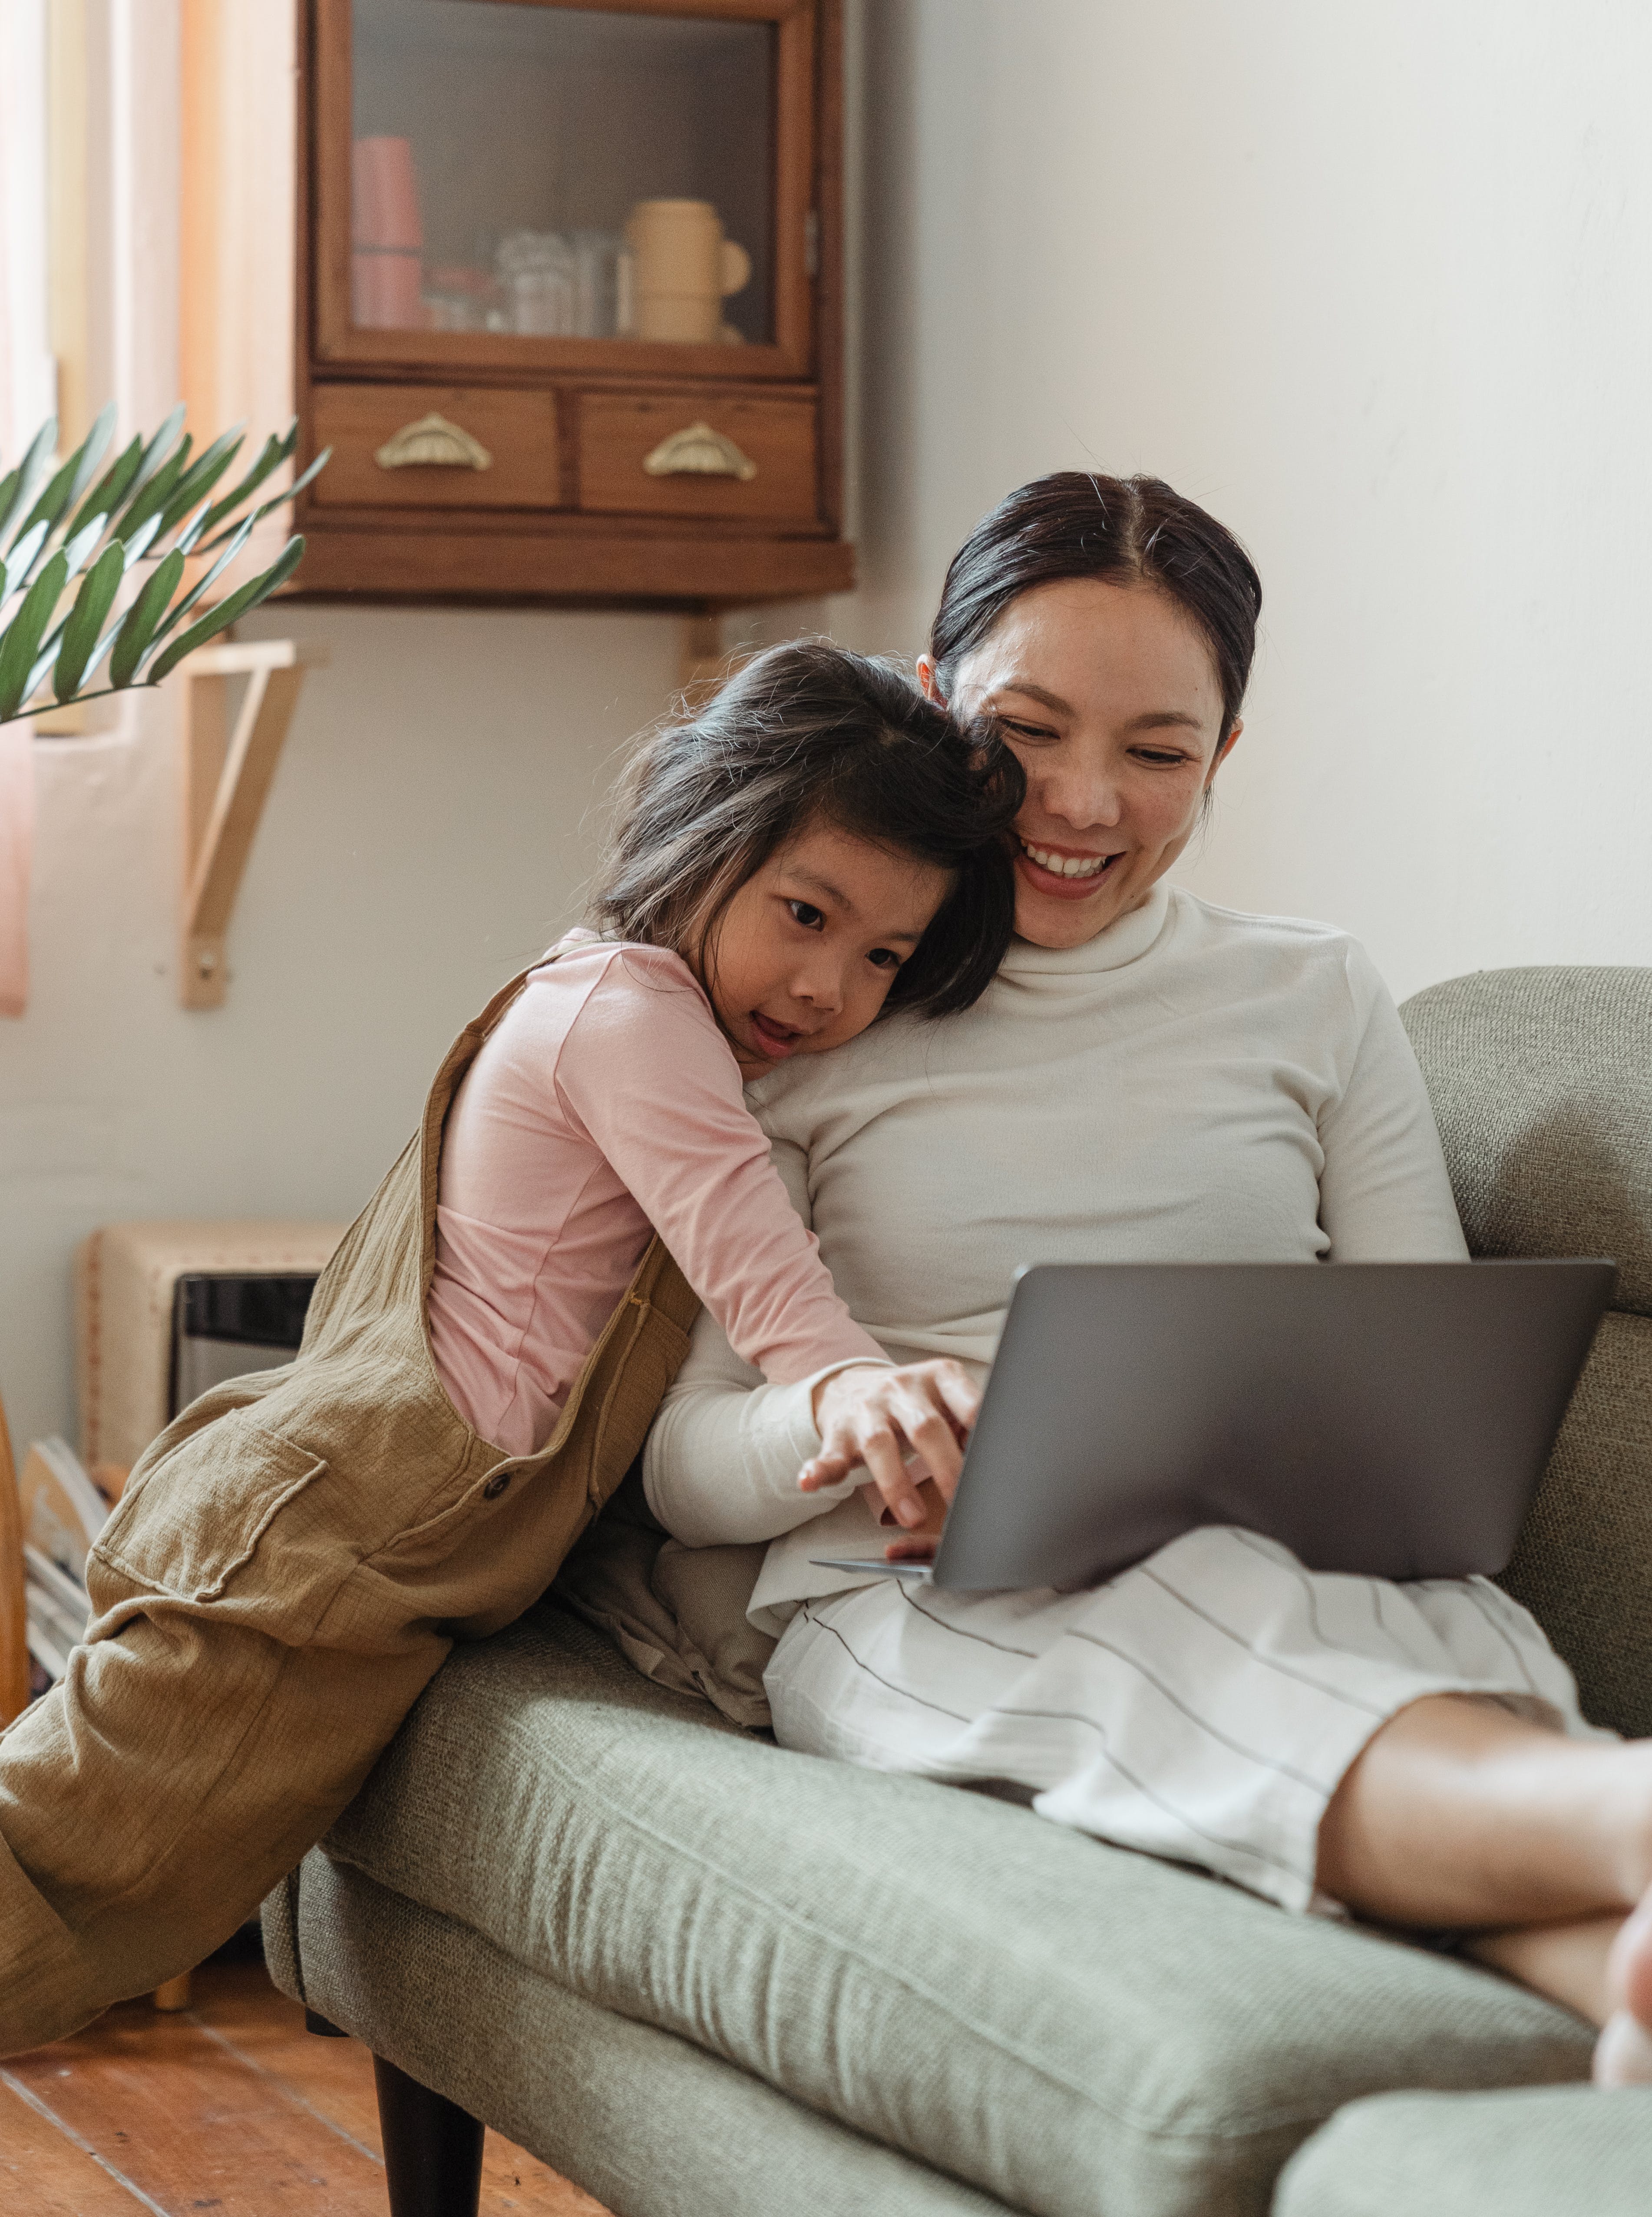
[1317,1695,1652,1930]
[1315,1693,1652,2076]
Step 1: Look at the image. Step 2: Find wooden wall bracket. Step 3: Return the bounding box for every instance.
[179,639,326,1009]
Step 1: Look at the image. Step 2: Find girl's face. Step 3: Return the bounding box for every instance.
[704,818,953,1080]
[920,576,1239,951]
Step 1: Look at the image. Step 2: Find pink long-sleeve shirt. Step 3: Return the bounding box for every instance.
[428,938,887,1457]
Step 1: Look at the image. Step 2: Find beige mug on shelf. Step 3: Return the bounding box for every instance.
[624,199,751,344]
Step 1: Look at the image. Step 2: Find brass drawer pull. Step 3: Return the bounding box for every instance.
[375,413,493,471]
[642,421,757,483]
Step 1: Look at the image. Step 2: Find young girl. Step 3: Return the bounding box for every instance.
[0,643,1022,2053]
[429,642,1018,1469]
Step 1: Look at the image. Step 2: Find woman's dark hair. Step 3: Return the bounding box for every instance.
[593,641,1025,1018]
[930,472,1263,738]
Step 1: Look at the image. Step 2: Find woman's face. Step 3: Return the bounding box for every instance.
[921,576,1239,950]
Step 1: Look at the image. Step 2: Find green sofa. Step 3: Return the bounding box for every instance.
[263,966,1652,2216]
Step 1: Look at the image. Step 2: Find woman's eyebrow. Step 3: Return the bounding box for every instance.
[1125,710,1205,733]
[992,681,1073,714]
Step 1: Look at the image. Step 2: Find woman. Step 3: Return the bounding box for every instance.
[644,471,1652,2085]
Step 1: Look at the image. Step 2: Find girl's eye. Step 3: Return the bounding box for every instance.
[788,900,825,930]
[867,947,901,970]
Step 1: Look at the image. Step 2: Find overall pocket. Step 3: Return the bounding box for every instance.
[91,1411,339,1635]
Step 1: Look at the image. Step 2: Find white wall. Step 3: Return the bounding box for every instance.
[8,0,1652,1456]
[836,0,1652,1004]
[2,612,679,1451]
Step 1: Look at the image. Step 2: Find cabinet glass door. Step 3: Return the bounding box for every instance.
[323,0,811,374]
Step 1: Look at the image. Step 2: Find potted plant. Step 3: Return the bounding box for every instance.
[0,404,327,726]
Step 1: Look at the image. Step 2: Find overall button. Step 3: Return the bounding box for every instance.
[482,1472,511,1500]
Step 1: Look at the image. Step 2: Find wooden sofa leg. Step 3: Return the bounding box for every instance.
[373,2052,484,2217]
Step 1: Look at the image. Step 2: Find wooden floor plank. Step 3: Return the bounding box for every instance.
[7,1997,390,2217]
[0,2074,160,2216]
[191,1966,607,2215]
[4,1962,609,2217]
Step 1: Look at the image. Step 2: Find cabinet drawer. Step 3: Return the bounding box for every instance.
[310,385,562,510]
[578,391,817,523]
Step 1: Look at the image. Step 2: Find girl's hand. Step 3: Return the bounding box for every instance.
[801,1360,982,1530]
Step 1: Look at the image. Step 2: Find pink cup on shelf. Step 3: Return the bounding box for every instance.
[352,136,426,329]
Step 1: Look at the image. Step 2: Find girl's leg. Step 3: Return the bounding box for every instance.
[0,1603,443,2055]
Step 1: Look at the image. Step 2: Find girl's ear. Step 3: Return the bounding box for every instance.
[915,655,945,705]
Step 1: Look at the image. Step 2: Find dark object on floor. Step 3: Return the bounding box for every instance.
[375,2053,486,2217]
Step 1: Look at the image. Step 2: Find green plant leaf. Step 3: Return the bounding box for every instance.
[192,448,330,554]
[13,406,113,547]
[119,404,187,511]
[196,422,296,536]
[148,536,305,682]
[0,549,71,718]
[1,419,59,549]
[150,424,245,544]
[109,548,185,687]
[59,511,109,580]
[118,514,164,569]
[22,401,119,550]
[61,401,117,513]
[53,540,126,700]
[173,502,213,556]
[26,619,74,707]
[67,434,143,543]
[1,520,51,602]
[114,438,193,544]
[146,516,254,648]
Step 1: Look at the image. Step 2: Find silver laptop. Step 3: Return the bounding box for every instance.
[813,1260,1615,1592]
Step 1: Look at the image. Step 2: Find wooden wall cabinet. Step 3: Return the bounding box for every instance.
[183,0,851,611]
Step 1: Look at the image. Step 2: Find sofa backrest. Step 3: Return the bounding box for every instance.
[1401,967,1652,1737]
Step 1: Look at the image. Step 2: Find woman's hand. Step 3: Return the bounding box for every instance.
[801,1360,982,1529]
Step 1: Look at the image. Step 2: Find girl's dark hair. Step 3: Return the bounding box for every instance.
[930,472,1263,738]
[593,642,1026,1018]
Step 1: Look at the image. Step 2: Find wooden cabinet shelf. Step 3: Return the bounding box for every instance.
[182,0,851,612]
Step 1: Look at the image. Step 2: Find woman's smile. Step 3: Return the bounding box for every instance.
[1016,837,1123,896]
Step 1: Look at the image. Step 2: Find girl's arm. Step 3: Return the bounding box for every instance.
[557,950,890,1384]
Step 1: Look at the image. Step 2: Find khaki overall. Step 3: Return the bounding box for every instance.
[0,965,698,2054]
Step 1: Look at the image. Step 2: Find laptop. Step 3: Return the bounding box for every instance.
[813,1260,1615,1592]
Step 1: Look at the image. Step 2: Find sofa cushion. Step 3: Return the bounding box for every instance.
[313,1599,1591,2217]
[1496,1310,1652,1737]
[271,1855,1011,2217]
[1401,966,1652,1317]
[1271,2084,1652,2215]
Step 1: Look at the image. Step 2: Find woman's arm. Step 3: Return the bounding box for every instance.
[641,1130,979,1543]
[642,1308,847,1545]
[1318,948,1469,1261]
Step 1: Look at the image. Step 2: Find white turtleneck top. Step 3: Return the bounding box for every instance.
[641,882,1468,1631]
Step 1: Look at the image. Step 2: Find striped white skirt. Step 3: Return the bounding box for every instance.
[763,1527,1598,1914]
